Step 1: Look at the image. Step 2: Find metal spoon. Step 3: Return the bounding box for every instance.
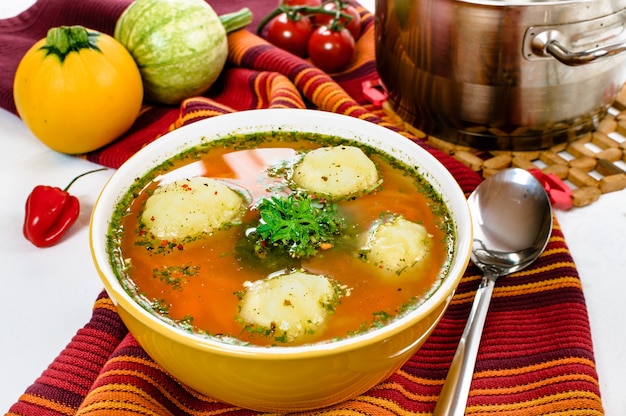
[433,168,553,416]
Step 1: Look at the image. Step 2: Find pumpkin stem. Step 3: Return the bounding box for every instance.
[219,7,253,34]
[41,26,101,62]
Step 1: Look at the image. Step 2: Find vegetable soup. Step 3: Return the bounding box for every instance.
[107,131,455,346]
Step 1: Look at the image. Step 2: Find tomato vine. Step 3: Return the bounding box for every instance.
[257,0,361,72]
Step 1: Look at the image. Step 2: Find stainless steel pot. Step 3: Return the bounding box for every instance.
[375,0,626,149]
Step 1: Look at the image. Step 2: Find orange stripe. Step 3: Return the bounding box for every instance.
[105,355,164,371]
[452,274,583,305]
[309,79,337,104]
[341,104,371,118]
[7,393,77,415]
[253,73,270,109]
[350,395,427,415]
[293,394,426,416]
[177,106,233,127]
[472,373,600,396]
[494,278,581,298]
[87,355,229,412]
[226,30,265,65]
[466,391,603,416]
[267,73,305,109]
[294,68,323,92]
[79,378,227,416]
[77,385,169,415]
[93,297,117,313]
[542,244,570,254]
[271,96,305,109]
[371,379,437,403]
[475,356,598,379]
[395,369,446,386]
[326,94,352,113]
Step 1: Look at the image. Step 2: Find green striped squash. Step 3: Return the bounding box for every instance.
[114,0,228,105]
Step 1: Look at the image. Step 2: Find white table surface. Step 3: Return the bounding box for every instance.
[1,1,625,415]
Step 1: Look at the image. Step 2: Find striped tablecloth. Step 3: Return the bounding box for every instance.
[1,0,603,414]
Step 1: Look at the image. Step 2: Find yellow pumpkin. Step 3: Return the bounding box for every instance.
[13,26,143,154]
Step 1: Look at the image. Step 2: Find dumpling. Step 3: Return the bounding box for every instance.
[237,270,342,343]
[292,145,379,199]
[141,176,245,240]
[361,215,432,275]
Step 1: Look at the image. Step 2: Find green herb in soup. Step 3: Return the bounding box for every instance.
[107,131,455,346]
[252,192,346,259]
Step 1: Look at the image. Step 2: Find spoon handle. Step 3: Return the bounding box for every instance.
[433,272,498,416]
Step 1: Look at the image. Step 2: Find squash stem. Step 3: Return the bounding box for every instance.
[219,7,253,34]
[41,26,101,62]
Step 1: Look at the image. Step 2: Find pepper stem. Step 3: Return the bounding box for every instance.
[63,168,107,192]
[40,25,101,63]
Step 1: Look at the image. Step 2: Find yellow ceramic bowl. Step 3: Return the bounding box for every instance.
[89,109,472,412]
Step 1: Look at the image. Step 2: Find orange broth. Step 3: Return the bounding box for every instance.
[108,132,455,346]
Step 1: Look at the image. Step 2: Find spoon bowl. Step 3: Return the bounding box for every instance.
[434,168,553,416]
[469,168,552,275]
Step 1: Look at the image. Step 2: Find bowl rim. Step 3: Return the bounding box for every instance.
[89,108,472,359]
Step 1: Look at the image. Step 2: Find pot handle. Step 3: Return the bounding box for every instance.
[531,30,626,66]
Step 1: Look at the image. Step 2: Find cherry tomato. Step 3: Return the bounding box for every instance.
[266,12,314,57]
[307,25,355,73]
[282,0,322,6]
[314,2,361,40]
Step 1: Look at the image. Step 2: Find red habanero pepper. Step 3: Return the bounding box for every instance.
[23,168,106,247]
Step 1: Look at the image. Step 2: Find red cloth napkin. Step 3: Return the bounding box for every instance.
[1,1,604,415]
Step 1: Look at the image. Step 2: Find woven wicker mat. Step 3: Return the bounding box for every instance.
[384,87,626,208]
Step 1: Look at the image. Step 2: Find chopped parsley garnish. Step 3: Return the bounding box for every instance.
[253,192,345,259]
[152,264,199,291]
